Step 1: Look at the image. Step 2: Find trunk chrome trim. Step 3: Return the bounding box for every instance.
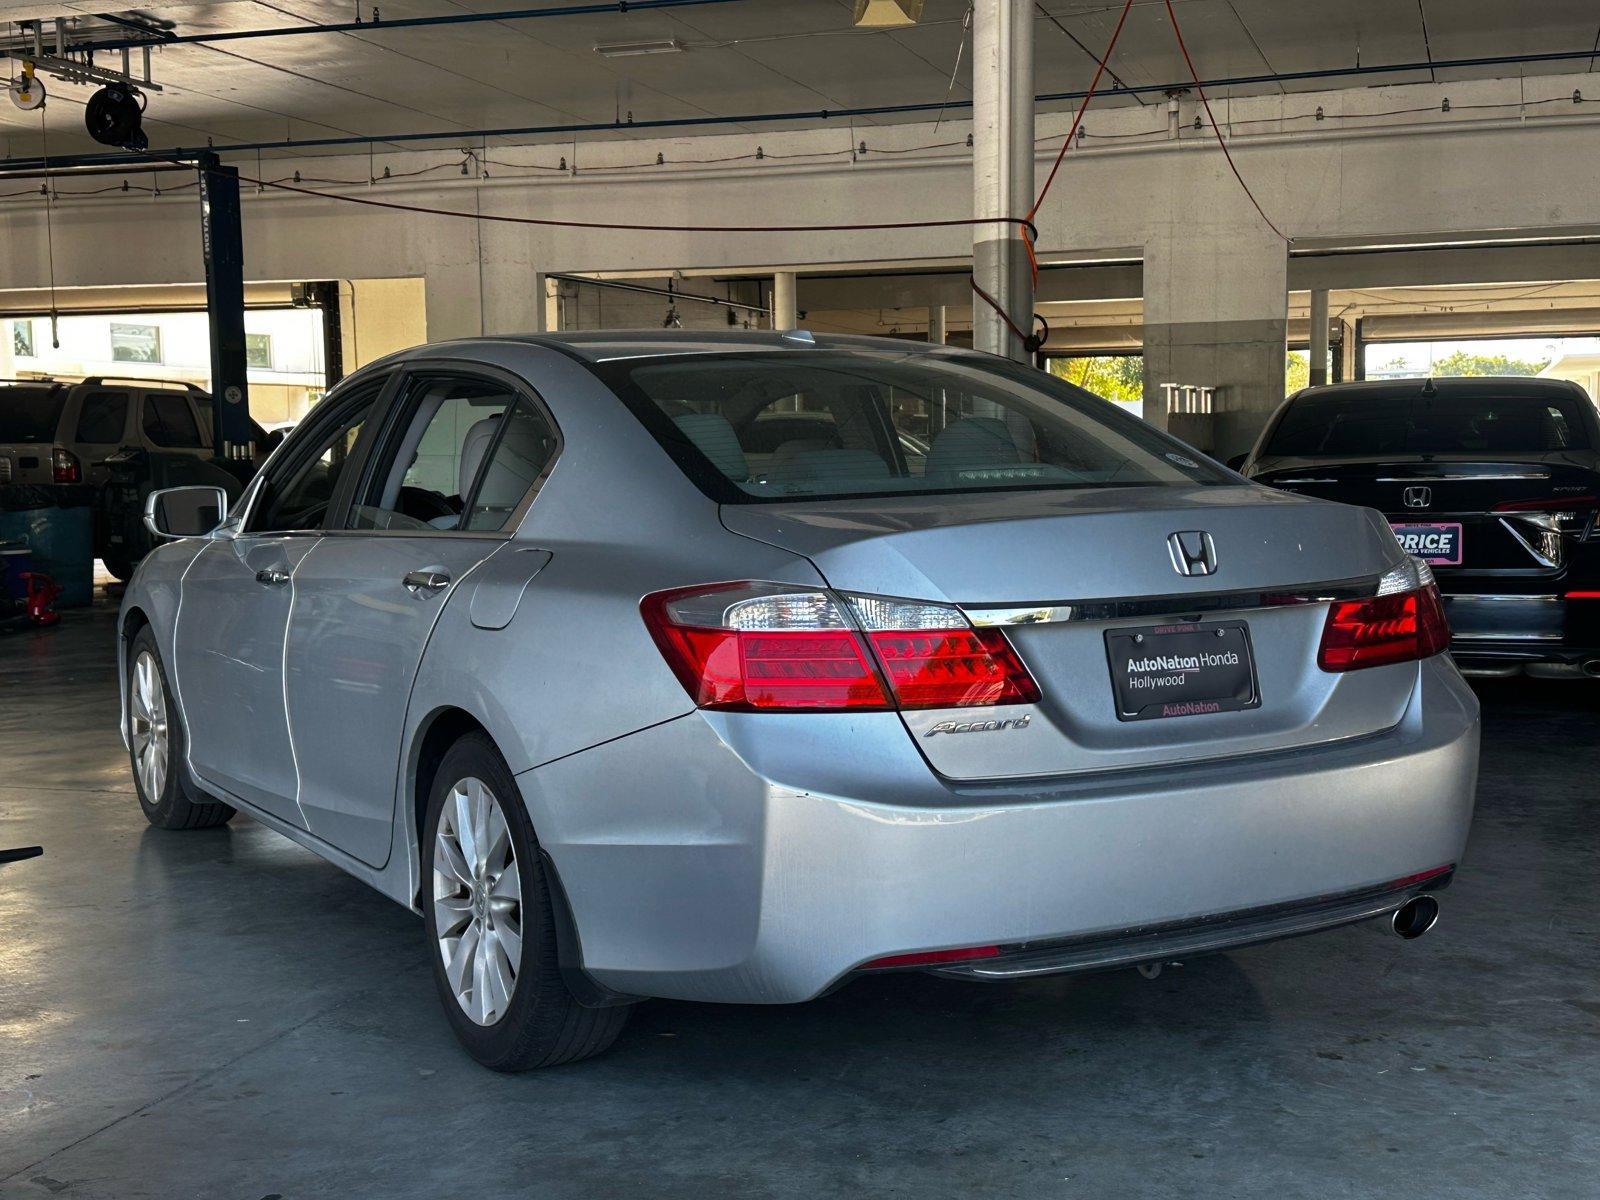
[1375,472,1550,482]
[962,576,1379,627]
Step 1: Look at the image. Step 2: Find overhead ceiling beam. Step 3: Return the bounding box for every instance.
[4,45,1599,173]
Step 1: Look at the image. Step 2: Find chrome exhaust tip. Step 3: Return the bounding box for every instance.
[1390,895,1440,940]
[1583,660,1600,678]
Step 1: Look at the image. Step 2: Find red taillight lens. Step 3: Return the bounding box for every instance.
[52,448,80,484]
[860,945,1002,970]
[641,582,1040,712]
[867,628,1040,708]
[1318,585,1450,672]
[643,584,891,711]
[1493,494,1597,513]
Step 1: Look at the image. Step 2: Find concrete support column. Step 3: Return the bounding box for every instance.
[772,271,798,332]
[928,304,947,345]
[1309,288,1330,387]
[1142,224,1288,459]
[971,0,1034,361]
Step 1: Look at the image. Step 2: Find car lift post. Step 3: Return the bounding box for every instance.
[197,153,255,464]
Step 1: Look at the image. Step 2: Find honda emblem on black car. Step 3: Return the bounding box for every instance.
[1168,531,1218,577]
[1403,486,1433,508]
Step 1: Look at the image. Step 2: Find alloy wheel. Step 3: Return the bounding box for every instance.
[432,777,523,1026]
[129,650,169,801]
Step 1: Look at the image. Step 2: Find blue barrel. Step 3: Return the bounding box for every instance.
[0,543,30,603]
[0,485,96,607]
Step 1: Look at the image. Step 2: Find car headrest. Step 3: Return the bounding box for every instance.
[925,416,1022,478]
[674,413,749,480]
[459,415,503,498]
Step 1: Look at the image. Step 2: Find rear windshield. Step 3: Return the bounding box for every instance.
[1266,390,1593,457]
[595,350,1228,503]
[0,386,66,444]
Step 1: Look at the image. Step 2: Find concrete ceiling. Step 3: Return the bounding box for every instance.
[2,0,1599,160]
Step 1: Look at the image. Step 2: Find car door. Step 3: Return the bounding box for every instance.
[174,377,390,823]
[282,367,560,867]
[68,388,134,485]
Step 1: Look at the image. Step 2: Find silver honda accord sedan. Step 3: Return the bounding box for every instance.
[120,331,1480,1069]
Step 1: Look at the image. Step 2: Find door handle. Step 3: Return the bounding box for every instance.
[403,569,451,597]
[255,567,290,586]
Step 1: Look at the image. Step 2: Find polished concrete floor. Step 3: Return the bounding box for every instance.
[0,596,1596,1200]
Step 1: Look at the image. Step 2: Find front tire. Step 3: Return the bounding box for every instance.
[127,626,234,830]
[422,733,627,1070]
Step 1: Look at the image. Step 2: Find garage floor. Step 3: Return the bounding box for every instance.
[1,599,1596,1200]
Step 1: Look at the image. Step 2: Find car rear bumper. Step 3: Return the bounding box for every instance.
[519,655,1480,1005]
[1444,592,1600,673]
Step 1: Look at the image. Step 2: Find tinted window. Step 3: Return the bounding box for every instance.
[75,392,130,444]
[464,401,558,531]
[0,386,66,443]
[1267,391,1593,457]
[349,375,556,532]
[596,351,1226,504]
[252,387,379,532]
[143,393,204,447]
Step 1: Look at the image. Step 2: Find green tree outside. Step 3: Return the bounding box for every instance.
[1049,355,1143,403]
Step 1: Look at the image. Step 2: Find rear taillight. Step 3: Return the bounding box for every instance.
[1318,559,1451,672]
[52,448,80,484]
[1494,494,1597,551]
[641,582,1039,712]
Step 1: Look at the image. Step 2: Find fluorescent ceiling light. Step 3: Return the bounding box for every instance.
[594,39,682,57]
[852,0,925,27]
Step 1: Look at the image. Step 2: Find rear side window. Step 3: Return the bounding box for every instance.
[1267,391,1594,456]
[595,350,1227,504]
[75,392,130,444]
[143,393,204,447]
[0,386,66,443]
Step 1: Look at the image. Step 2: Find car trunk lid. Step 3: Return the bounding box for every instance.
[1254,455,1600,578]
[721,484,1421,780]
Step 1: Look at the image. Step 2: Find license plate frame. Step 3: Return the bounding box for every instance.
[1389,521,1464,566]
[1104,620,1260,722]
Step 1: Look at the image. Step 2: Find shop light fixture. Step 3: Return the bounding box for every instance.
[593,39,682,58]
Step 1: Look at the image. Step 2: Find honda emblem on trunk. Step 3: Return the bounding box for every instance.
[1167,531,1218,577]
[1403,486,1433,508]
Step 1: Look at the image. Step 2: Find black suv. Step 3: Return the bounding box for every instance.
[1239,376,1600,679]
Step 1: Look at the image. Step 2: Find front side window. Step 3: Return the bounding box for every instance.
[594,350,1227,504]
[142,393,204,447]
[75,391,130,444]
[349,375,557,532]
[250,383,382,533]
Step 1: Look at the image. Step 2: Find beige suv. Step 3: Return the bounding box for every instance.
[0,377,229,487]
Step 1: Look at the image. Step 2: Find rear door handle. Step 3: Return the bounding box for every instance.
[403,569,451,597]
[255,568,290,586]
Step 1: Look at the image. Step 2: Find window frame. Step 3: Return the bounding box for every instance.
[330,361,562,541]
[237,371,399,536]
[109,322,163,365]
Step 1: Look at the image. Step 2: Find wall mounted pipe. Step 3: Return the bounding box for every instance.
[32,0,747,53]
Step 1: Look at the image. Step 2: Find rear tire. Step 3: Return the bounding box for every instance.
[127,626,235,831]
[422,732,628,1070]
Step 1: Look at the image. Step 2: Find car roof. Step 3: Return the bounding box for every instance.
[1290,376,1587,402]
[426,329,959,364]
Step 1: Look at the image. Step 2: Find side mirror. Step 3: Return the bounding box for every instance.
[144,486,229,540]
[1225,453,1249,473]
